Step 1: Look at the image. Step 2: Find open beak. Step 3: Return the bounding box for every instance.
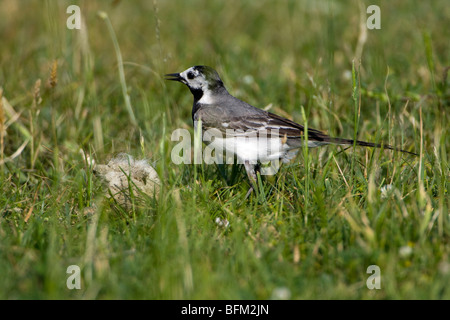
[164,73,183,82]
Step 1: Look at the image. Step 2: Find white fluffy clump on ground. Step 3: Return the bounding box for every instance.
[94,153,160,209]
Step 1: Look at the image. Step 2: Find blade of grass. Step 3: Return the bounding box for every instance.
[98,11,137,127]
[351,60,361,190]
[300,105,309,220]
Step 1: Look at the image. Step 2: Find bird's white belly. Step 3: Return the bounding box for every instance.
[206,136,288,163]
[205,135,331,163]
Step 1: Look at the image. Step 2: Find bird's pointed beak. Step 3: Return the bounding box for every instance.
[164,73,183,82]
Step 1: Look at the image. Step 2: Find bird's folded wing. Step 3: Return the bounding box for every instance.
[197,109,329,142]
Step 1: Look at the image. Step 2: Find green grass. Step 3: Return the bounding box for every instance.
[0,0,448,299]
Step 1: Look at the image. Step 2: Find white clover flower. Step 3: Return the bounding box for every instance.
[380,184,394,199]
[215,217,229,228]
[242,75,254,85]
[398,245,413,258]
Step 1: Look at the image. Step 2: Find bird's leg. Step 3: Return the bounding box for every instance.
[244,187,253,199]
[244,161,260,199]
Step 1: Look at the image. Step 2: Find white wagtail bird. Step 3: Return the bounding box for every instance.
[166,65,416,194]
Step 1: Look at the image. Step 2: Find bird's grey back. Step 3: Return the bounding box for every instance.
[194,92,266,121]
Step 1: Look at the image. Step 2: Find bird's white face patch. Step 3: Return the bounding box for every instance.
[179,67,215,104]
[180,67,207,91]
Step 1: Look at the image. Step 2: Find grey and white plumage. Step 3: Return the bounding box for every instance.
[166,65,416,193]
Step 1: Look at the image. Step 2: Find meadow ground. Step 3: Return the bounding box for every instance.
[0,0,448,299]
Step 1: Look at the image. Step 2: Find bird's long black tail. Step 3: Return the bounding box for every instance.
[325,137,418,156]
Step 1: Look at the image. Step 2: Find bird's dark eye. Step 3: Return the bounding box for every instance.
[187,72,195,79]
